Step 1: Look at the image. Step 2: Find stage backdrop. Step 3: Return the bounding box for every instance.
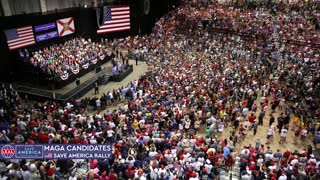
[0,0,179,83]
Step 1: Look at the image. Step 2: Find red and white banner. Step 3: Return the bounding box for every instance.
[60,71,69,80]
[56,17,75,37]
[92,58,98,64]
[82,63,89,69]
[99,53,105,60]
[71,65,80,74]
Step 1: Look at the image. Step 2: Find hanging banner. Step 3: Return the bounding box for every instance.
[82,63,89,69]
[0,144,112,159]
[92,58,98,64]
[35,31,59,42]
[56,17,75,37]
[34,22,56,32]
[60,71,69,80]
[99,53,105,60]
[71,65,80,74]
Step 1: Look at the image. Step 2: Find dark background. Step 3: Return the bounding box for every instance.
[0,0,180,83]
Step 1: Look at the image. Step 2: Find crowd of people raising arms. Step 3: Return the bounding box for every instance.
[1,0,320,179]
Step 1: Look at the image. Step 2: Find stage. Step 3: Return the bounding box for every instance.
[3,60,134,102]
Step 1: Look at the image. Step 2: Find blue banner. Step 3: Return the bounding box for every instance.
[35,31,59,42]
[0,144,112,159]
[34,22,56,32]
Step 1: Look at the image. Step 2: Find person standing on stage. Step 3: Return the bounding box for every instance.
[76,78,80,86]
[94,81,99,95]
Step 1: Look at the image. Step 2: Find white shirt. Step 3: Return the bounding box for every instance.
[150,167,158,179]
[241,174,251,180]
[280,129,288,137]
[301,129,307,136]
[198,157,205,164]
[257,158,264,166]
[107,130,114,137]
[268,165,277,173]
[164,153,173,161]
[265,153,273,160]
[204,164,213,174]
[278,174,287,180]
[95,114,101,119]
[149,151,158,158]
[95,99,101,107]
[109,92,113,99]
[158,168,167,178]
[109,122,116,128]
[69,176,77,180]
[243,121,251,128]
[242,108,249,115]
[189,174,199,180]
[193,161,203,171]
[218,123,224,132]
[290,159,299,166]
[60,124,67,131]
[267,128,274,135]
[185,120,191,129]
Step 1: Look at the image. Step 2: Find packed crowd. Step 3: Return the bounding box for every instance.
[1,0,320,179]
[28,38,113,80]
[210,3,320,44]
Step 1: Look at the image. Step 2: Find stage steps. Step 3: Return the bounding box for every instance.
[1,83,63,100]
[101,74,110,85]
[57,68,112,101]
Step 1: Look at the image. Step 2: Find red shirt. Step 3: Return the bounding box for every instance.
[248,115,255,123]
[248,164,256,170]
[47,167,55,176]
[125,169,135,179]
[29,120,38,128]
[39,133,49,144]
[283,151,291,158]
[109,174,117,180]
[73,137,80,144]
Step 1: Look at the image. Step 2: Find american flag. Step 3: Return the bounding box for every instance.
[4,26,35,50]
[97,6,130,34]
[44,153,53,158]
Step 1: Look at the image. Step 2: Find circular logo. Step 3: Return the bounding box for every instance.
[143,0,150,15]
[63,23,69,31]
[1,145,15,158]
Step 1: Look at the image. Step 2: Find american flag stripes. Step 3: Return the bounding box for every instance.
[44,153,53,158]
[4,26,35,50]
[97,6,131,34]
